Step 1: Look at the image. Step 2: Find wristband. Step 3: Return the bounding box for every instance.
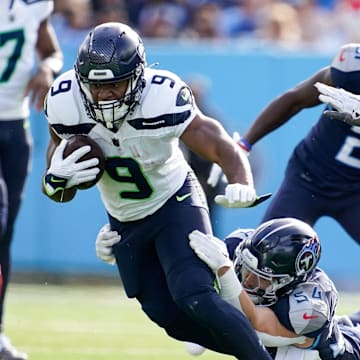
[43,173,67,196]
[237,138,252,153]
[217,267,244,312]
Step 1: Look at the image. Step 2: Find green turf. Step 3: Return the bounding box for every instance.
[4,284,359,360]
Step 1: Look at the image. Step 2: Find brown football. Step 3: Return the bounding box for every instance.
[63,135,105,190]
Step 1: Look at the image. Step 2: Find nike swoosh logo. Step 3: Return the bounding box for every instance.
[303,313,319,320]
[50,176,65,183]
[176,193,192,202]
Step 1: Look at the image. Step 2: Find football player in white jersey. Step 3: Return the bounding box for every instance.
[0,1,62,359]
[42,22,272,359]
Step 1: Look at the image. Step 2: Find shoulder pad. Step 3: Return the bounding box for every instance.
[331,43,360,72]
[45,70,95,136]
[141,68,196,119]
[226,228,254,242]
[23,0,53,21]
[288,282,329,336]
[224,229,254,260]
[330,44,360,93]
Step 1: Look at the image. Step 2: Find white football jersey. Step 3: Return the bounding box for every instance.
[0,0,53,119]
[45,67,198,221]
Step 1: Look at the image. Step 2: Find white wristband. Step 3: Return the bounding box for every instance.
[217,267,244,312]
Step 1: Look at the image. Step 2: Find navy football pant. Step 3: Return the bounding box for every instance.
[262,159,360,245]
[0,120,31,330]
[109,174,271,359]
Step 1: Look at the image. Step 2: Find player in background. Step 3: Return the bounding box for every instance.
[187,218,360,360]
[223,43,360,246]
[41,22,272,359]
[0,1,63,359]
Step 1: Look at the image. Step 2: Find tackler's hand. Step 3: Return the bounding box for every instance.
[188,230,232,274]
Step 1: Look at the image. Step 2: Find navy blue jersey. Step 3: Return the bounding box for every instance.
[293,44,360,192]
[294,114,360,193]
[262,44,360,244]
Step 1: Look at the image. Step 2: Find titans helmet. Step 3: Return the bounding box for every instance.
[234,217,321,306]
[75,22,146,129]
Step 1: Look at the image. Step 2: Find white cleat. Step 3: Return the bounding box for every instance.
[185,342,207,356]
[0,336,28,360]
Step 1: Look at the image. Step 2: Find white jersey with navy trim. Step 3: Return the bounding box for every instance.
[0,0,53,119]
[45,67,197,221]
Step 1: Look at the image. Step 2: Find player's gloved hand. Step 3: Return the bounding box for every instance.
[95,223,121,265]
[207,132,251,188]
[315,82,360,126]
[188,230,232,274]
[43,139,100,196]
[214,183,257,208]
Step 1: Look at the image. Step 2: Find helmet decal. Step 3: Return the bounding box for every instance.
[295,237,321,275]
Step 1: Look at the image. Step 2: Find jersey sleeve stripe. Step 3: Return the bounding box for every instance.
[128,110,191,130]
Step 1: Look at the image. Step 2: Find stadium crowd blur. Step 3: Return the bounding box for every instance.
[52,0,360,50]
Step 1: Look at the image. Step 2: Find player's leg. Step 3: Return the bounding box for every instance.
[155,175,271,360]
[109,212,254,355]
[329,191,360,245]
[262,162,321,225]
[0,120,31,360]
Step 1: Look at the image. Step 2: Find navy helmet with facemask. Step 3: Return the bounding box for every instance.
[74,22,146,129]
[234,217,321,306]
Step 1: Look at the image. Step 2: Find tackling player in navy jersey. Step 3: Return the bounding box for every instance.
[228,43,360,246]
[41,22,272,359]
[186,218,360,360]
[0,1,63,359]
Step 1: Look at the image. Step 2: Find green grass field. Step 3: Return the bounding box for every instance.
[4,283,360,360]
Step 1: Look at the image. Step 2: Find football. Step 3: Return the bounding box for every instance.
[63,135,105,190]
[51,187,77,203]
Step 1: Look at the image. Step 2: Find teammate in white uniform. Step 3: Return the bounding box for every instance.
[42,22,272,359]
[0,1,62,359]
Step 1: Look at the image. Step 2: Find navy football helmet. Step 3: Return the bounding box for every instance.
[234,218,321,305]
[75,22,146,129]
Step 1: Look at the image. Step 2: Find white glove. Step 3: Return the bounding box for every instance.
[189,230,232,273]
[315,82,360,126]
[44,139,100,196]
[95,223,121,265]
[214,183,257,208]
[207,132,249,188]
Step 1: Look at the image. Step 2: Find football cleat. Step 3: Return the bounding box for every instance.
[0,336,28,360]
[185,342,206,356]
